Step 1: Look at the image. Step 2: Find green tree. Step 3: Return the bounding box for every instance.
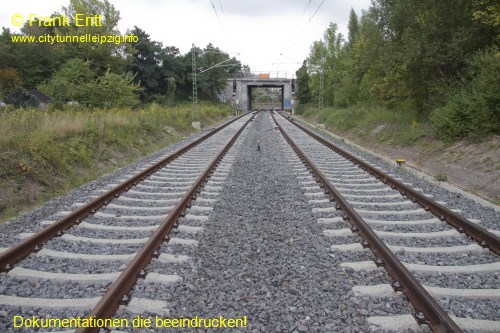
[324,23,344,107]
[80,70,140,108]
[430,46,500,139]
[241,65,252,77]
[188,44,242,101]
[371,0,497,112]
[0,67,22,98]
[296,60,311,104]
[60,0,124,74]
[0,29,17,70]
[38,58,94,102]
[0,0,245,106]
[4,22,64,88]
[126,26,164,101]
[160,46,186,102]
[306,40,326,105]
[352,9,390,105]
[0,0,126,88]
[472,0,500,34]
[347,8,360,45]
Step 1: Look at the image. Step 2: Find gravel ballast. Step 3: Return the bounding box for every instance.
[1,111,498,333]
[118,111,412,333]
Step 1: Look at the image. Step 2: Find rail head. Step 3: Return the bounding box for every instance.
[75,111,258,333]
[278,112,500,255]
[271,112,463,333]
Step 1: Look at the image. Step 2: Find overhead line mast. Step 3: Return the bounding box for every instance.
[192,44,198,122]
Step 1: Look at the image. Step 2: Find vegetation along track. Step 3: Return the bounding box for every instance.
[0,111,256,332]
[0,110,498,333]
[272,111,500,332]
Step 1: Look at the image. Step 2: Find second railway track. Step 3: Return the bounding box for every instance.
[272,111,499,332]
[0,110,498,333]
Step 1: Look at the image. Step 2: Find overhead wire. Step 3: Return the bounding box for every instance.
[280,0,311,54]
[280,53,300,63]
[214,0,246,74]
[309,0,325,22]
[299,0,312,19]
[209,0,224,35]
[218,0,226,16]
[208,0,235,53]
[272,0,312,73]
[285,0,325,53]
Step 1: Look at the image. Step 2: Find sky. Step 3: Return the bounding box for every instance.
[1,0,372,78]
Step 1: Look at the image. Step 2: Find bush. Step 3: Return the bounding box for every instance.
[37,58,94,103]
[80,71,141,108]
[430,47,500,140]
[430,91,479,139]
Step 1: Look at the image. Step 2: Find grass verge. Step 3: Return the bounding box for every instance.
[297,104,432,146]
[0,102,231,223]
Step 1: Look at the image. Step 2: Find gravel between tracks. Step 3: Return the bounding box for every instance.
[116,112,417,333]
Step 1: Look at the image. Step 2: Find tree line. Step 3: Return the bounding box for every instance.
[296,0,499,140]
[0,0,247,109]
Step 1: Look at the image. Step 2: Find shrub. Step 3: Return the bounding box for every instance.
[430,47,500,140]
[80,71,141,108]
[37,58,94,103]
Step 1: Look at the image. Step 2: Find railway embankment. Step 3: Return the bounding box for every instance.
[0,104,231,223]
[295,110,499,206]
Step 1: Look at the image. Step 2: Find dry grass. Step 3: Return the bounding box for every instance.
[0,103,231,222]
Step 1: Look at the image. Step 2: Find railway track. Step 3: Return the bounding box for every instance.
[0,110,498,332]
[0,111,255,332]
[272,111,500,332]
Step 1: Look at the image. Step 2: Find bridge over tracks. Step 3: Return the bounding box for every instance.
[222,77,294,111]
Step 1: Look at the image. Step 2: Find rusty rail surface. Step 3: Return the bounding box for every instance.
[75,112,257,333]
[0,112,251,272]
[279,113,500,255]
[271,112,462,333]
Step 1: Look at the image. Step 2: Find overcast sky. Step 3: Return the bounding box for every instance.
[1,0,372,77]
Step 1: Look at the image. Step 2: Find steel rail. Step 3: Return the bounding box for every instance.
[279,113,500,255]
[75,112,257,333]
[271,112,462,333]
[0,112,252,272]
